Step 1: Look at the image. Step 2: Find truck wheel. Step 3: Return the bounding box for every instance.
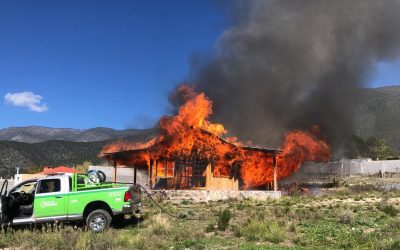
[86,209,112,232]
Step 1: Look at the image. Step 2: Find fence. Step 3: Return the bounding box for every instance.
[281,159,400,184]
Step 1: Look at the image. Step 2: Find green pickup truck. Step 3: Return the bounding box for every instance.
[0,171,141,232]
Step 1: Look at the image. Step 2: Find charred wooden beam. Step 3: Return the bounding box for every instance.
[273,154,278,191]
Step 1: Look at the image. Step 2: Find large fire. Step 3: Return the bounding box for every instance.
[101,85,330,189]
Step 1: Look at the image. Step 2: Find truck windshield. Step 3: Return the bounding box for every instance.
[12,181,37,194]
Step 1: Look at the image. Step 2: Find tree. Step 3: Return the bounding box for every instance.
[75,160,92,173]
[344,135,393,160]
[23,165,43,174]
[366,136,392,160]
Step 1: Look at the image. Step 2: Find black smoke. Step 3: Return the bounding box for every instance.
[177,0,400,150]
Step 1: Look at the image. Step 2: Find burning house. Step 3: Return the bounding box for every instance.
[99,86,330,192]
[100,129,282,191]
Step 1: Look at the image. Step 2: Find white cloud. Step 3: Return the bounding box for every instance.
[4,91,48,112]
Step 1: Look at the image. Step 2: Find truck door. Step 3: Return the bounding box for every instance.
[0,180,8,223]
[34,178,66,218]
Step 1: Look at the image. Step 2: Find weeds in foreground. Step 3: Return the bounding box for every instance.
[1,182,400,249]
[386,240,400,250]
[238,219,286,243]
[148,213,171,235]
[338,209,355,224]
[217,208,232,231]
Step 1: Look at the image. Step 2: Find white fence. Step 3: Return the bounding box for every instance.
[281,159,400,183]
[307,160,400,175]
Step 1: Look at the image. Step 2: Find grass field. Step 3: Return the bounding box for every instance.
[1,178,400,249]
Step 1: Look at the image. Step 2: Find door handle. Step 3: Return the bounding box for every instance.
[55,196,63,198]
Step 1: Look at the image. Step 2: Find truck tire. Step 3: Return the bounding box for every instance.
[86,209,112,232]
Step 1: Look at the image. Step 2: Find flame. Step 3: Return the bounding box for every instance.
[101,137,159,153]
[101,85,330,189]
[239,129,330,189]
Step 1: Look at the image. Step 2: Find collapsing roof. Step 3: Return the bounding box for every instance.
[100,129,281,160]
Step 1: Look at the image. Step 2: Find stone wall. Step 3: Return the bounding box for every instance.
[150,190,281,203]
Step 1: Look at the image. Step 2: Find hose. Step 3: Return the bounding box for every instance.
[112,181,199,220]
[137,184,200,220]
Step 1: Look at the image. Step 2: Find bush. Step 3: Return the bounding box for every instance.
[130,236,147,250]
[381,205,399,217]
[338,210,355,224]
[348,184,383,194]
[205,223,215,233]
[240,220,286,243]
[386,240,400,250]
[148,213,171,235]
[61,226,80,249]
[77,230,115,250]
[217,209,232,231]
[289,223,296,232]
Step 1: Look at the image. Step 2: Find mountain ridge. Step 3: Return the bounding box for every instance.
[0,126,152,143]
[0,128,158,178]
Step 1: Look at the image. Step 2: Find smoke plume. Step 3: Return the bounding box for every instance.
[175,0,400,150]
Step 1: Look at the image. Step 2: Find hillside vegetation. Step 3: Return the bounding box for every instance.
[0,126,154,143]
[354,86,400,154]
[0,140,107,177]
[0,128,157,178]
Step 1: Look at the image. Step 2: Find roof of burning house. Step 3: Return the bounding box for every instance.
[99,128,282,162]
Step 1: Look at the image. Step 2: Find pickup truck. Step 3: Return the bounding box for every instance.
[0,171,141,232]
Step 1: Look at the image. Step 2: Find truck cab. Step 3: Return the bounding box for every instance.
[0,172,141,232]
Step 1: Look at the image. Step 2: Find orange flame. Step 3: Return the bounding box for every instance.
[239,129,330,189]
[101,85,330,189]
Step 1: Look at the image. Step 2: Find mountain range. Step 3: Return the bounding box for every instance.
[0,86,399,177]
[0,128,157,178]
[0,126,151,143]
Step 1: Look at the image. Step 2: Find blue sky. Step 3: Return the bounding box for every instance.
[0,1,399,130]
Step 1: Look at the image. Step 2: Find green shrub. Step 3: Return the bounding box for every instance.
[181,199,192,205]
[217,209,232,231]
[205,223,215,233]
[232,225,241,237]
[240,220,285,243]
[381,205,399,217]
[130,235,147,250]
[386,240,400,250]
[289,223,296,232]
[236,202,245,210]
[348,184,383,194]
[148,213,171,235]
[61,226,80,249]
[338,210,355,224]
[77,230,115,250]
[283,206,291,215]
